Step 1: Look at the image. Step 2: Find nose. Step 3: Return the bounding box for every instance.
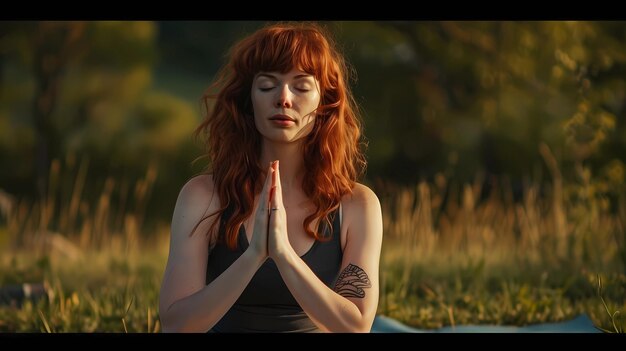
[275,85,292,108]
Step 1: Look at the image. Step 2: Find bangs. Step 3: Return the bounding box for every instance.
[247,27,329,79]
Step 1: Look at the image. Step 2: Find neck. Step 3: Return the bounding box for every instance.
[259,140,305,198]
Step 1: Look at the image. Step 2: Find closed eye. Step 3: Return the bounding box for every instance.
[259,87,274,92]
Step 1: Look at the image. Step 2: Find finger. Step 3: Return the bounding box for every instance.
[269,198,277,229]
[274,160,283,208]
[269,160,277,205]
[269,162,282,214]
[256,164,274,218]
[269,162,279,229]
[271,160,277,185]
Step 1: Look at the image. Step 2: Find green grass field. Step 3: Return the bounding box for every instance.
[0,161,624,332]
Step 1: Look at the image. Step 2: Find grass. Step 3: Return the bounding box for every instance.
[0,242,167,332]
[375,169,626,331]
[0,155,624,332]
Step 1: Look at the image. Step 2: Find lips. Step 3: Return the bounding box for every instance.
[269,114,296,122]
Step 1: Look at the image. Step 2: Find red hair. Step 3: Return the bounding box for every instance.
[195,22,367,250]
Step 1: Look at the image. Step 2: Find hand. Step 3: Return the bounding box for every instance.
[247,163,274,261]
[268,160,293,260]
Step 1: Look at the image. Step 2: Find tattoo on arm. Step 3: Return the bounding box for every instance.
[333,263,372,298]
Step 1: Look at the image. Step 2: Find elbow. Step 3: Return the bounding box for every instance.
[330,323,370,333]
[159,309,189,333]
[160,313,181,333]
[324,303,376,332]
[329,314,374,333]
[353,325,372,333]
[347,313,375,333]
[161,324,178,333]
[347,322,372,333]
[159,304,179,333]
[160,318,207,333]
[160,308,214,333]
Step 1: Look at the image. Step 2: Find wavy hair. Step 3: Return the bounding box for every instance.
[194,22,367,250]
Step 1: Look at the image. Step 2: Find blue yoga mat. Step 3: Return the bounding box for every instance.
[371,314,600,333]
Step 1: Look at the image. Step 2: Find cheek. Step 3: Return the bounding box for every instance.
[304,94,321,111]
[250,92,260,110]
[251,95,268,118]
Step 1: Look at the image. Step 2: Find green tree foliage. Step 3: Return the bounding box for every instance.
[0,21,198,224]
[334,21,626,191]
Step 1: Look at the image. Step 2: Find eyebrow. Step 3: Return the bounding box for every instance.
[256,73,313,80]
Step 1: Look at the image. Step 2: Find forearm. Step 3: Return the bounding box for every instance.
[274,250,368,332]
[161,250,265,332]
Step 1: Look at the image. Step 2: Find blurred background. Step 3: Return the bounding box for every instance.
[0,21,624,332]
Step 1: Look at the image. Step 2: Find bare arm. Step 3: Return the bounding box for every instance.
[158,172,272,332]
[272,183,383,332]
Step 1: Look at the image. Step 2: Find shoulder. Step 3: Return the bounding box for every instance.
[172,174,220,236]
[182,173,215,194]
[179,174,216,203]
[341,182,382,233]
[342,182,381,210]
[180,174,213,197]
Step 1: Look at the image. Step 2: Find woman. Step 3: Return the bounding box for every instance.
[159,22,383,333]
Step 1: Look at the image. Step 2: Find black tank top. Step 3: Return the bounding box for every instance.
[205,205,343,332]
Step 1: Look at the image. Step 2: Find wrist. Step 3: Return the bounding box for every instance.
[243,248,267,269]
[272,245,297,268]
